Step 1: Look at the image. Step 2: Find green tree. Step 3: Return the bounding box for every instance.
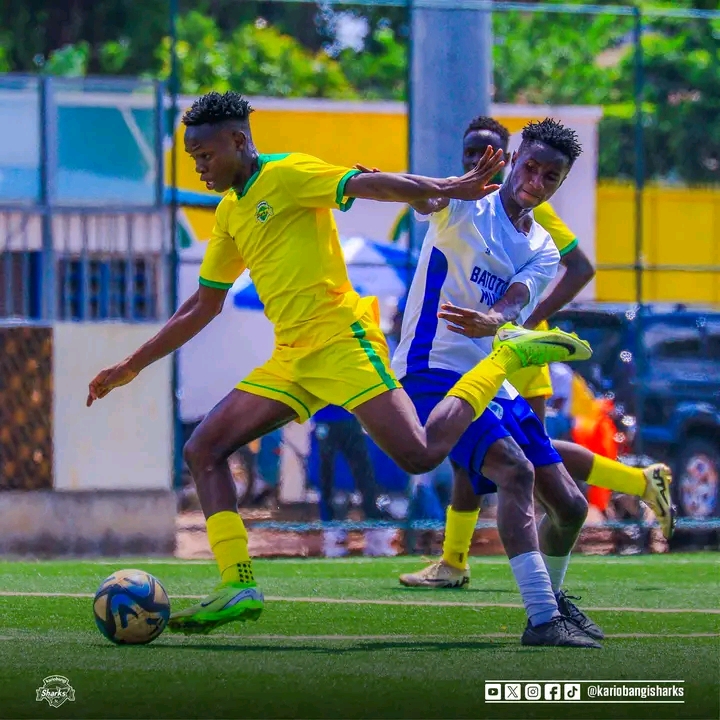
[492,11,631,106]
[336,24,407,100]
[490,5,719,184]
[596,15,720,183]
[154,11,357,99]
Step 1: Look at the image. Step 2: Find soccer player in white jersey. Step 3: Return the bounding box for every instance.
[392,119,600,648]
[399,116,674,631]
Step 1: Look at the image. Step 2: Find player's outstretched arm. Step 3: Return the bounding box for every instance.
[438,283,530,339]
[523,245,595,329]
[352,164,448,216]
[345,146,504,204]
[86,284,227,407]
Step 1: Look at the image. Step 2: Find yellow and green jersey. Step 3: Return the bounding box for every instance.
[532,201,578,257]
[199,152,371,348]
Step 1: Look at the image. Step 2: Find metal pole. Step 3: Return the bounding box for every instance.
[409,1,492,178]
[408,0,492,266]
[632,6,646,458]
[169,0,183,488]
[633,7,644,310]
[406,0,492,550]
[38,76,56,321]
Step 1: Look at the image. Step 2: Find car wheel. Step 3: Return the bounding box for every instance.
[674,438,720,520]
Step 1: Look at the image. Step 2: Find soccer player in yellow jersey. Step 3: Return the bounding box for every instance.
[400,116,674,593]
[86,91,591,635]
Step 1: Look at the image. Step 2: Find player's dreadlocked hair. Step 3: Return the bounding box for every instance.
[463,115,510,147]
[521,118,582,165]
[182,91,254,127]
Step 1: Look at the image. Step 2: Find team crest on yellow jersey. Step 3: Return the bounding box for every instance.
[255,201,274,224]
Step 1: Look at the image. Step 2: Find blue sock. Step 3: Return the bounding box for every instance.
[509,551,560,627]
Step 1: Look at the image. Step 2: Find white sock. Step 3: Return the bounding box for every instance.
[542,553,571,594]
[509,551,560,627]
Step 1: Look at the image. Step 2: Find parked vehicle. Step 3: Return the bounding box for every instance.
[551,303,720,522]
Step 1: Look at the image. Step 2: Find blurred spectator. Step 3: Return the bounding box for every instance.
[250,429,283,506]
[313,405,393,557]
[566,370,618,515]
[545,362,574,440]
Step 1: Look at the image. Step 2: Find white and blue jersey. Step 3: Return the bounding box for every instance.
[392,189,560,398]
[392,190,562,492]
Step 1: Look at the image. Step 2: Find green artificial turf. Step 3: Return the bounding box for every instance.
[0,554,717,720]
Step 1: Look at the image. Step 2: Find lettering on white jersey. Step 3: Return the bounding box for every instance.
[392,190,560,399]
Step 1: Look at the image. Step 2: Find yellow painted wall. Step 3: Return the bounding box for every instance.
[170,108,409,194]
[168,104,541,194]
[596,183,720,304]
[170,101,720,306]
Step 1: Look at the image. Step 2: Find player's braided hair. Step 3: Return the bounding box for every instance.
[463,116,510,147]
[521,118,582,165]
[182,91,254,127]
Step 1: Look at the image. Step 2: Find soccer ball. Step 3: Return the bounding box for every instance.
[93,569,171,645]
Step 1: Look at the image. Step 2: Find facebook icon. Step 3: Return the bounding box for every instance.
[544,684,562,701]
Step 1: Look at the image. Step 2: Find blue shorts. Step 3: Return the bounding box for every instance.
[401,369,562,495]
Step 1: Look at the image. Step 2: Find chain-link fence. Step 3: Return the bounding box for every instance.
[0,325,53,490]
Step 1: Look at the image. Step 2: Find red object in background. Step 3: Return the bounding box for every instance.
[571,397,617,513]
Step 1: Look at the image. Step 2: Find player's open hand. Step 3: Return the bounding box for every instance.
[438,304,503,338]
[446,146,504,201]
[87,361,138,407]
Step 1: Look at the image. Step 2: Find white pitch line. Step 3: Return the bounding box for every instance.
[0,632,715,643]
[0,591,718,614]
[264,596,720,615]
[216,632,720,641]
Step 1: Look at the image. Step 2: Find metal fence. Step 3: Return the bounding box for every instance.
[163,0,720,306]
[1,1,719,547]
[0,75,169,322]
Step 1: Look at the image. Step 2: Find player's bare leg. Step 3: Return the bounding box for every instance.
[483,441,595,646]
[183,390,297,517]
[483,439,538,556]
[533,462,603,640]
[170,390,297,634]
[553,440,674,539]
[358,392,598,647]
[355,323,592,475]
[529,394,674,538]
[526,394,547,424]
[353,387,471,475]
[401,437,539,591]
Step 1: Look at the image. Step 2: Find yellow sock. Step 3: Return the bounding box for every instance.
[206,511,255,585]
[442,506,480,569]
[447,346,523,420]
[587,455,646,497]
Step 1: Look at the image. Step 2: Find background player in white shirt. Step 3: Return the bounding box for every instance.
[392,119,600,647]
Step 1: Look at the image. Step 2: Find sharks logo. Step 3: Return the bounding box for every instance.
[36,676,76,708]
[255,200,274,224]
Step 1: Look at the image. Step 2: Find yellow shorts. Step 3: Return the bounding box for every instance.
[507,320,553,399]
[507,364,554,400]
[238,308,401,423]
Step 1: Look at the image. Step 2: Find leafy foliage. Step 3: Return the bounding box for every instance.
[0,0,717,182]
[154,12,357,99]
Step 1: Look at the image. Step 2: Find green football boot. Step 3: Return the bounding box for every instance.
[168,582,264,635]
[493,323,592,366]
